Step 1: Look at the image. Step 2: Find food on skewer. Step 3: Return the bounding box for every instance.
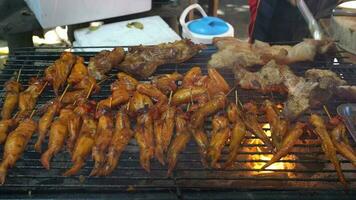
[41,106,75,169]
[262,100,288,149]
[61,76,99,104]
[88,47,125,80]
[182,67,203,88]
[225,103,247,168]
[63,115,97,176]
[0,119,16,144]
[119,39,205,78]
[192,129,209,167]
[102,107,134,176]
[208,113,230,169]
[205,68,230,96]
[152,72,183,95]
[35,99,62,152]
[45,52,76,95]
[128,91,153,117]
[167,109,191,176]
[90,113,114,176]
[243,102,274,151]
[208,37,334,69]
[1,79,22,120]
[17,78,47,120]
[309,114,348,189]
[0,118,37,185]
[136,83,168,116]
[261,122,305,170]
[68,57,89,85]
[171,87,207,106]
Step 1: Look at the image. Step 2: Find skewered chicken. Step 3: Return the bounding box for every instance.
[116,72,139,93]
[182,67,203,88]
[17,78,46,120]
[88,47,125,80]
[167,109,191,176]
[172,87,207,106]
[309,114,348,189]
[206,68,230,96]
[63,115,97,176]
[243,102,274,151]
[0,118,37,185]
[137,83,168,116]
[128,91,153,117]
[102,107,134,176]
[45,52,76,95]
[35,99,61,152]
[41,106,75,169]
[225,103,247,168]
[1,80,22,120]
[192,129,209,167]
[191,92,227,129]
[119,39,205,78]
[0,119,16,144]
[152,72,183,95]
[61,76,99,104]
[208,113,230,168]
[67,56,88,85]
[262,100,288,149]
[208,37,334,69]
[90,113,114,176]
[261,122,305,170]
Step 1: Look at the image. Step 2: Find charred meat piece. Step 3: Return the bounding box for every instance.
[1,80,22,120]
[35,100,62,152]
[0,119,37,185]
[90,114,114,176]
[309,114,348,190]
[208,114,230,168]
[152,72,183,95]
[63,115,97,176]
[88,48,125,80]
[45,52,76,95]
[119,39,205,78]
[41,107,75,169]
[102,108,133,176]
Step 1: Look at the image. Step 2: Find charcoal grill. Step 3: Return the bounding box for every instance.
[0,45,355,199]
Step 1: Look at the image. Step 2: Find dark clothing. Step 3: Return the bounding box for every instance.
[249,0,339,42]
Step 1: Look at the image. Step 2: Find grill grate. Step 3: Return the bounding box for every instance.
[0,46,355,197]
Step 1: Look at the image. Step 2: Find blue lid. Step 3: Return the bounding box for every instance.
[188,16,229,35]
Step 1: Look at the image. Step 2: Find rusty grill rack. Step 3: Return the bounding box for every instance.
[0,46,355,198]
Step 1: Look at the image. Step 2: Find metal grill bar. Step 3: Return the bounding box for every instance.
[0,45,355,196]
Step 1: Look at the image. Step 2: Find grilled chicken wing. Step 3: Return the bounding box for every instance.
[0,119,37,185]
[45,52,76,95]
[137,83,168,115]
[90,114,114,176]
[167,110,191,176]
[309,114,347,189]
[1,80,22,120]
[261,122,305,169]
[192,129,209,167]
[102,108,134,176]
[116,72,139,93]
[330,123,356,168]
[128,92,153,117]
[17,78,46,120]
[182,67,202,88]
[243,102,274,151]
[172,87,207,106]
[63,116,97,176]
[35,100,61,152]
[152,72,183,95]
[262,100,288,150]
[191,92,226,129]
[135,109,155,172]
[41,107,75,169]
[154,117,164,165]
[0,119,16,144]
[209,114,230,168]
[96,87,129,117]
[206,68,230,96]
[67,56,88,85]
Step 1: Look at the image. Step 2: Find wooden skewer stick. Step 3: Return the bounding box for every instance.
[189,88,194,106]
[234,89,243,108]
[86,83,95,99]
[59,84,70,102]
[186,103,191,112]
[98,74,115,85]
[323,105,332,120]
[225,86,236,97]
[39,82,49,96]
[16,68,22,82]
[29,109,36,119]
[109,97,113,108]
[168,90,173,106]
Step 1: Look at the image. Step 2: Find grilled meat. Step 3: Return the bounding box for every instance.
[45,52,76,95]
[41,107,75,169]
[0,119,37,185]
[152,72,183,95]
[119,39,205,78]
[172,87,207,106]
[35,99,61,152]
[88,47,125,80]
[167,110,191,176]
[0,119,16,144]
[1,80,22,120]
[192,129,209,167]
[182,67,203,88]
[309,114,348,190]
[67,56,88,85]
[209,114,230,168]
[128,92,153,117]
[136,83,168,116]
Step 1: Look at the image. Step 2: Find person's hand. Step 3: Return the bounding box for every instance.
[288,0,298,6]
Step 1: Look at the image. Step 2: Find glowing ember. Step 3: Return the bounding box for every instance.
[248,123,296,175]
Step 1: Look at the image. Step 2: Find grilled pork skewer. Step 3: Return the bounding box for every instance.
[40,106,75,169]
[102,107,134,176]
[0,118,37,185]
[1,77,23,120]
[261,122,305,170]
[167,109,191,176]
[309,114,348,190]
